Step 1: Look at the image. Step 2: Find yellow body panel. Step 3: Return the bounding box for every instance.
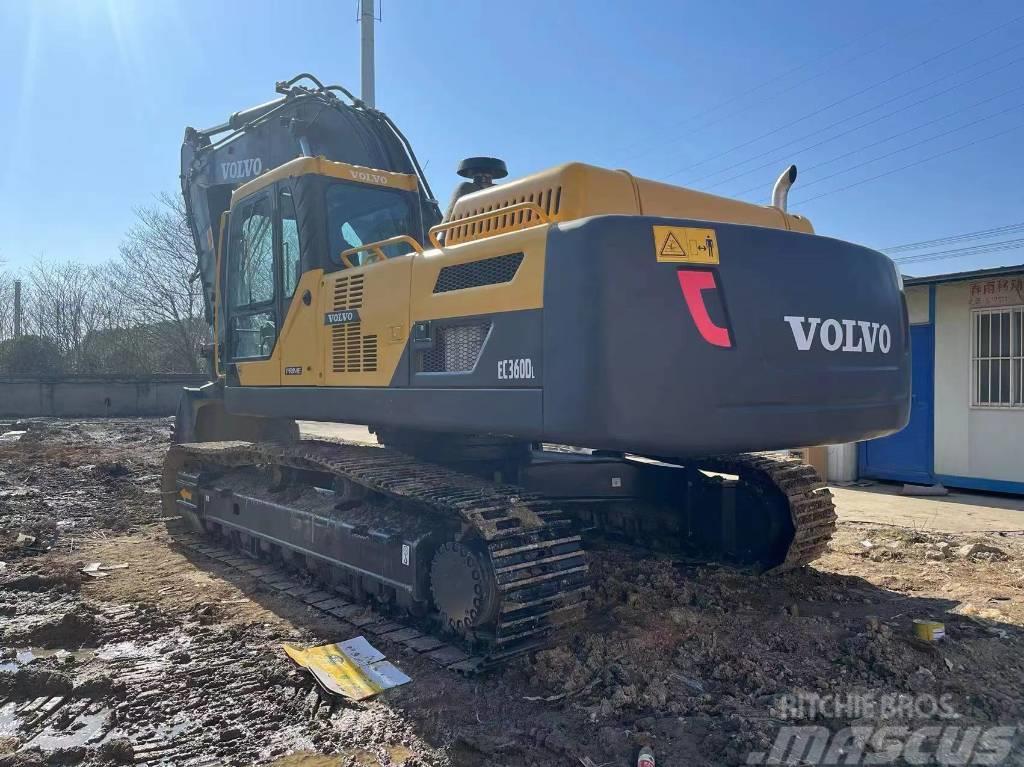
[411,227,547,322]
[320,256,412,388]
[235,351,280,387]
[446,162,813,246]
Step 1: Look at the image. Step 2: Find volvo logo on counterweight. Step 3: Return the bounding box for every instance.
[324,310,361,325]
[784,315,892,353]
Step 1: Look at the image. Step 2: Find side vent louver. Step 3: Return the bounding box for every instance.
[433,252,524,293]
[331,274,378,373]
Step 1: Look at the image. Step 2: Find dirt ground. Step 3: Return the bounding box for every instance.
[1,419,1023,766]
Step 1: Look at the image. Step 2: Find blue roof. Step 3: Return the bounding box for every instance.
[903,263,1024,286]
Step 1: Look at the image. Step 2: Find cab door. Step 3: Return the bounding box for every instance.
[225,190,281,386]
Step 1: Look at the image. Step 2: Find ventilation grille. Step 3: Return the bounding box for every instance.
[446,186,562,245]
[419,322,491,373]
[433,253,524,294]
[331,274,378,373]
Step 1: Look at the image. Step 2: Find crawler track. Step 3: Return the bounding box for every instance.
[693,452,838,572]
[164,439,590,672]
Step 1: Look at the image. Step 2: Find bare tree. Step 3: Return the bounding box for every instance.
[109,192,207,373]
[22,258,103,369]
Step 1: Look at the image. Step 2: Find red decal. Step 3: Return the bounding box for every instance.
[677,270,732,348]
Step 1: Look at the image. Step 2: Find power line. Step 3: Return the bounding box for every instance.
[791,121,1024,206]
[893,238,1024,265]
[658,11,1024,181]
[790,101,1024,195]
[698,45,1024,192]
[620,31,896,163]
[619,5,967,164]
[728,85,1024,199]
[882,222,1024,253]
[615,34,870,159]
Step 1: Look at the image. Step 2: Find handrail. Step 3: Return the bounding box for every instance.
[213,211,229,380]
[339,234,424,268]
[427,201,549,249]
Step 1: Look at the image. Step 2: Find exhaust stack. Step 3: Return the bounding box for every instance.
[771,164,797,212]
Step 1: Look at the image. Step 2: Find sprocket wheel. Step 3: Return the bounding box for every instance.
[429,541,499,638]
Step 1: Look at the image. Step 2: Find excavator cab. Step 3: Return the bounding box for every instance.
[216,157,428,382]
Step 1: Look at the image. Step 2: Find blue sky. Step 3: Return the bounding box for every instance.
[1,0,1022,276]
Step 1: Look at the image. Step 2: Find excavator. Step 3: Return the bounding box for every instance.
[165,74,910,667]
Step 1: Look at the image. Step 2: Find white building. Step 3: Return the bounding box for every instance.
[859,264,1024,493]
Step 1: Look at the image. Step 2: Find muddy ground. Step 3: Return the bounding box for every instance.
[1,419,1023,766]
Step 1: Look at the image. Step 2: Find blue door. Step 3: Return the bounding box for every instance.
[859,324,934,483]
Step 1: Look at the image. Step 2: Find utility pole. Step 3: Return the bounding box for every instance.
[13,280,22,338]
[359,0,376,108]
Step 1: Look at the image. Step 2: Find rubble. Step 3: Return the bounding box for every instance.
[956,542,1009,560]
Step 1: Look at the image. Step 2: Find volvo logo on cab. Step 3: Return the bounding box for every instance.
[784,316,892,353]
[349,169,390,186]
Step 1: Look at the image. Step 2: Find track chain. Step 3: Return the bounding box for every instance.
[693,451,837,572]
[168,439,590,670]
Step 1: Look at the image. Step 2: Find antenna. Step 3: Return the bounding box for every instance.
[359,0,377,108]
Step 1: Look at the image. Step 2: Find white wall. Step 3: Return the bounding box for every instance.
[905,285,930,325]
[933,279,1024,482]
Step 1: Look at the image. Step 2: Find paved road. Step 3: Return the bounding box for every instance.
[833,483,1024,532]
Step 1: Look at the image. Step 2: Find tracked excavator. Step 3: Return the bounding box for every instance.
[165,74,910,668]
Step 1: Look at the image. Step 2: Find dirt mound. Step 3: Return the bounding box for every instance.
[1,565,81,594]
[12,606,102,649]
[96,740,133,764]
[0,667,74,699]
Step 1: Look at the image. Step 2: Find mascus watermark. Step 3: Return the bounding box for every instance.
[747,724,1017,765]
[748,693,1017,765]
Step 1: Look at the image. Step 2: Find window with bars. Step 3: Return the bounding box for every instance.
[972,307,1024,407]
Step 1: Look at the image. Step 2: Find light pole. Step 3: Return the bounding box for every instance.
[360,0,376,108]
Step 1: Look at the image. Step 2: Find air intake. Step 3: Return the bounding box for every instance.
[419,322,491,373]
[433,253,524,293]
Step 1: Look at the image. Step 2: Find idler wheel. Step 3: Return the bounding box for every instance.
[430,541,499,637]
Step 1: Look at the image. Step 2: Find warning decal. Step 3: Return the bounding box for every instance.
[653,225,720,264]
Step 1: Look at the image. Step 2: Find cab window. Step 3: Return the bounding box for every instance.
[279,187,301,297]
[230,197,274,307]
[326,181,416,266]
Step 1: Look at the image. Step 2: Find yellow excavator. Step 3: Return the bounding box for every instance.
[165,74,910,667]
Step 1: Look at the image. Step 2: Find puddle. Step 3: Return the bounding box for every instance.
[0,647,96,672]
[95,639,165,662]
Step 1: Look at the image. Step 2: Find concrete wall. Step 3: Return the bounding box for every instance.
[933,280,1024,483]
[0,376,209,418]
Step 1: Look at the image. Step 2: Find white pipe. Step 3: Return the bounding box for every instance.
[771,164,797,211]
[360,0,376,108]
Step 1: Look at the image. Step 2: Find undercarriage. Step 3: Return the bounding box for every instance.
[162,432,836,671]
